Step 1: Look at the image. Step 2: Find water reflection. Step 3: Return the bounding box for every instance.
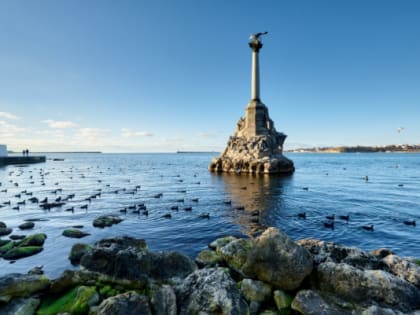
[211,173,289,236]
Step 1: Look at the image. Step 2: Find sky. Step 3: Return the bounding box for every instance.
[0,0,419,152]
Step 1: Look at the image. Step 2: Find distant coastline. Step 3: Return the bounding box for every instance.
[176,151,218,154]
[287,144,420,153]
[8,151,102,154]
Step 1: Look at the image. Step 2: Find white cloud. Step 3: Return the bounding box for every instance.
[77,128,108,143]
[121,128,154,138]
[0,120,26,138]
[43,119,78,129]
[0,112,19,120]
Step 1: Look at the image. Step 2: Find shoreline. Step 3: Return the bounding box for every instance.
[0,227,418,314]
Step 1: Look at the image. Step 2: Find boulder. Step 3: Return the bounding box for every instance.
[273,290,293,311]
[209,236,237,251]
[242,227,313,290]
[297,238,384,270]
[94,291,151,315]
[0,297,40,315]
[18,222,34,230]
[371,248,395,259]
[151,284,177,315]
[9,235,26,240]
[315,262,420,312]
[0,273,50,303]
[175,267,249,315]
[240,278,272,303]
[80,236,196,282]
[195,249,223,267]
[291,290,348,315]
[3,246,43,260]
[382,255,420,287]
[92,215,123,228]
[0,221,6,228]
[0,240,14,255]
[217,238,253,270]
[62,229,90,239]
[69,243,92,265]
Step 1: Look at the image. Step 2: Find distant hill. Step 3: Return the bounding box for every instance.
[287,144,420,153]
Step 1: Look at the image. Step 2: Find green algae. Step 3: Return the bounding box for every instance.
[37,286,98,315]
[3,246,43,260]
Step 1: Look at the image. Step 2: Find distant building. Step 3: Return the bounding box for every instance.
[0,144,7,157]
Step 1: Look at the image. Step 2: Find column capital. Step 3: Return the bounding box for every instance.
[249,40,263,52]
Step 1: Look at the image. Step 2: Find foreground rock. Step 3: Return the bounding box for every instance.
[0,273,50,303]
[242,227,313,290]
[175,267,249,314]
[0,227,418,314]
[80,236,196,282]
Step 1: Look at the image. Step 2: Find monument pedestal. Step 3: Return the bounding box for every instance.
[209,32,294,175]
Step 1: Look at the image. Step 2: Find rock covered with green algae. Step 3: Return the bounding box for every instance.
[37,285,99,315]
[62,229,90,239]
[0,233,47,260]
[92,215,123,228]
[0,273,50,303]
[68,243,92,265]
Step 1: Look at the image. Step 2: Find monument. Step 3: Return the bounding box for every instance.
[209,32,295,174]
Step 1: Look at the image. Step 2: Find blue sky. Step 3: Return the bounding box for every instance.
[0,0,419,152]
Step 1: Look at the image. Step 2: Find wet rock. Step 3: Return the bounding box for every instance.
[80,236,196,282]
[0,227,12,236]
[371,248,395,259]
[92,215,123,228]
[273,290,293,311]
[3,246,43,260]
[151,284,177,315]
[359,305,409,314]
[0,297,40,315]
[242,227,313,290]
[0,240,14,255]
[315,262,420,312]
[62,229,90,239]
[0,273,50,303]
[240,278,272,303]
[28,266,44,275]
[69,243,92,265]
[209,236,237,251]
[291,290,347,315]
[18,233,47,247]
[94,291,151,315]
[195,249,223,267]
[217,238,253,271]
[297,238,383,270]
[175,267,249,315]
[382,255,420,287]
[0,221,6,228]
[18,222,34,230]
[9,235,26,240]
[37,285,99,315]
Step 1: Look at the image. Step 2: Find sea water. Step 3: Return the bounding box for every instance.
[0,152,419,278]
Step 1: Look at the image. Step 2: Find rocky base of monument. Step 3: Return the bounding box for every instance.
[1,227,419,315]
[209,135,295,174]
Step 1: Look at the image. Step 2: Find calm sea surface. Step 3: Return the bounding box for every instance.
[0,152,419,278]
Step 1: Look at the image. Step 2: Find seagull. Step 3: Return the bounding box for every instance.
[397,127,405,133]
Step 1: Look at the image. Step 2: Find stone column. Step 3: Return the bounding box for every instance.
[249,39,263,101]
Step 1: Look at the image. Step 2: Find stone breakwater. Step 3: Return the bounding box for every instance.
[0,227,419,315]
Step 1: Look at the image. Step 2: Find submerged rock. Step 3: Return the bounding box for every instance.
[18,222,34,230]
[94,291,151,315]
[92,215,123,228]
[242,227,313,290]
[62,229,90,239]
[0,273,50,303]
[175,267,249,315]
[18,233,47,247]
[0,227,12,237]
[3,246,43,260]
